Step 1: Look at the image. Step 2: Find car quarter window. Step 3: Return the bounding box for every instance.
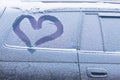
[5,12,81,49]
[80,13,103,51]
[99,13,120,51]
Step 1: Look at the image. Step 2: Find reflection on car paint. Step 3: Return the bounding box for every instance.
[12,15,64,53]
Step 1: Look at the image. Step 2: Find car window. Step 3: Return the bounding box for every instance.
[99,13,120,52]
[5,12,81,49]
[80,13,103,51]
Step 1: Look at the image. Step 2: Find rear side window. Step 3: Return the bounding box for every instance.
[5,12,81,49]
[99,13,120,51]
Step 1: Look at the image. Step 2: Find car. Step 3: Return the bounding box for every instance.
[1,0,120,80]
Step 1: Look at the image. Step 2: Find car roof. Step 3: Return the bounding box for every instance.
[1,0,120,12]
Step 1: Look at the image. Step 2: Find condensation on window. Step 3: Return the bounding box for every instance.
[5,12,81,49]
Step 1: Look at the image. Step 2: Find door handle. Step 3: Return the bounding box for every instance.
[87,68,108,78]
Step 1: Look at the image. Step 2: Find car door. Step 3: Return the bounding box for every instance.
[0,6,81,80]
[78,11,120,80]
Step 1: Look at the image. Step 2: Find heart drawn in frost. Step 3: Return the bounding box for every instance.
[12,15,63,53]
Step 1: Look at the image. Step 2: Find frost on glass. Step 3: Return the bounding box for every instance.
[5,12,81,49]
[80,14,103,51]
[100,16,120,51]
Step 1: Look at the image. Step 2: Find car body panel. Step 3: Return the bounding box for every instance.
[1,1,120,80]
[0,62,79,80]
[0,7,80,80]
[78,10,120,80]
